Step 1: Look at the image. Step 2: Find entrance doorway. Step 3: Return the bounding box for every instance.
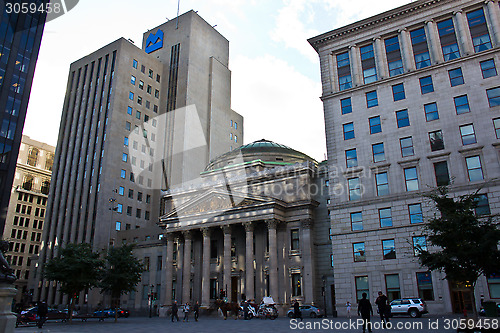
[231,277,238,303]
[330,284,336,316]
[449,282,473,314]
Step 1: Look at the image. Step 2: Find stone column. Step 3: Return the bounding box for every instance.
[486,0,500,46]
[453,10,474,56]
[266,219,279,302]
[330,52,339,93]
[222,225,232,302]
[244,222,255,301]
[182,230,192,303]
[165,234,174,305]
[425,20,442,64]
[300,219,315,304]
[201,228,211,307]
[399,28,415,71]
[373,37,388,79]
[348,45,361,87]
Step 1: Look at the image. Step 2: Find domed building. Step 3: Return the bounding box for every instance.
[118,139,333,315]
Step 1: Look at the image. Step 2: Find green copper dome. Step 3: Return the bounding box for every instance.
[205,139,316,171]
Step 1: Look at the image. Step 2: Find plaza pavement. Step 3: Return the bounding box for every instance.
[13,314,480,333]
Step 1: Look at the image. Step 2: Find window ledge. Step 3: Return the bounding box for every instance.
[458,145,484,155]
[426,151,451,160]
[397,158,420,168]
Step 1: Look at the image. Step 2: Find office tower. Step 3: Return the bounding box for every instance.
[309,0,500,314]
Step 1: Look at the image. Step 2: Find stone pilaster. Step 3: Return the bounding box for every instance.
[165,234,174,305]
[373,37,388,79]
[399,28,415,71]
[182,230,192,303]
[486,0,500,46]
[244,222,255,301]
[300,218,315,304]
[453,10,474,56]
[222,225,232,301]
[348,45,361,87]
[266,219,279,302]
[201,228,211,307]
[425,20,442,64]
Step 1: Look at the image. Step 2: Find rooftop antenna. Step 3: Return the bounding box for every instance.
[176,0,180,29]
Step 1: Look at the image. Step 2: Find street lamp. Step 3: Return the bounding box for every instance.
[149,284,154,318]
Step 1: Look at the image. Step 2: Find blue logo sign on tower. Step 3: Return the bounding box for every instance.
[145,30,164,54]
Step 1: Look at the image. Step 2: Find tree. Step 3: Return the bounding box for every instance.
[43,243,104,322]
[417,187,500,318]
[100,244,144,322]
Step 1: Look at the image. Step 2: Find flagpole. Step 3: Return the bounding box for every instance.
[176,0,180,29]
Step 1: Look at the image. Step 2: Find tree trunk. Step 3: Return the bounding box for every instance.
[69,293,75,324]
[470,285,478,319]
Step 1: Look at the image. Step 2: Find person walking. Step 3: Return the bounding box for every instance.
[293,300,302,321]
[37,301,48,329]
[357,293,373,333]
[375,291,390,328]
[171,300,179,322]
[183,302,190,322]
[346,301,352,318]
[193,301,199,322]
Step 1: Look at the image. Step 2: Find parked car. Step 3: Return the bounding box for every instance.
[390,298,428,318]
[479,303,500,316]
[17,306,69,324]
[93,308,130,318]
[287,305,324,318]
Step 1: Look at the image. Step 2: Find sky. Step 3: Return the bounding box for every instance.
[24,0,413,162]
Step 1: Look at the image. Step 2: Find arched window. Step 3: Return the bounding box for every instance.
[45,153,54,171]
[22,175,34,191]
[27,148,39,167]
[41,180,50,195]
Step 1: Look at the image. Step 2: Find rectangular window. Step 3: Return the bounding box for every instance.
[125,121,131,131]
[156,74,161,82]
[290,229,300,250]
[487,87,500,107]
[147,85,152,94]
[396,109,410,128]
[132,59,138,69]
[448,68,464,86]
[355,276,369,302]
[480,59,497,79]
[429,130,444,151]
[353,243,366,262]
[343,122,354,140]
[369,116,381,134]
[127,206,132,216]
[379,208,392,227]
[130,75,136,85]
[115,221,121,231]
[120,169,126,179]
[413,236,427,256]
[340,97,352,115]
[385,274,401,301]
[454,95,470,114]
[139,80,144,89]
[400,137,414,157]
[366,90,378,108]
[385,36,404,76]
[424,102,439,121]
[474,194,491,216]
[434,161,450,186]
[360,44,377,83]
[392,83,405,101]
[404,167,419,191]
[410,27,431,69]
[345,148,357,168]
[127,106,132,115]
[409,203,423,224]
[348,177,361,201]
[416,272,434,301]
[493,118,500,139]
[487,274,500,298]
[467,8,492,53]
[210,240,218,259]
[116,204,123,213]
[460,124,477,145]
[336,52,352,91]
[122,153,128,162]
[291,273,302,296]
[419,76,434,94]
[375,172,389,196]
[350,212,363,231]
[437,18,460,61]
[137,192,143,201]
[210,279,217,299]
[466,155,484,181]
[148,69,153,78]
[382,239,396,259]
[372,142,385,162]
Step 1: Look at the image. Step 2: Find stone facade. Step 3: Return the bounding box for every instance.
[309,0,500,315]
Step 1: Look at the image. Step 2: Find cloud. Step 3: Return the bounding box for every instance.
[231,54,326,161]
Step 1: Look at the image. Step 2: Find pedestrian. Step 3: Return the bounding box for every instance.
[183,302,190,322]
[357,293,373,333]
[171,300,179,322]
[346,301,351,317]
[243,300,249,320]
[375,291,390,328]
[194,301,199,322]
[37,300,48,329]
[293,300,302,321]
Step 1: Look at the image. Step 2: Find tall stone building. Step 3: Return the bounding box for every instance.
[309,0,500,314]
[34,10,243,307]
[3,135,54,305]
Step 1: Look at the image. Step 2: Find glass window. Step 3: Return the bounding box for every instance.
[131,75,136,85]
[361,44,377,84]
[350,212,363,231]
[437,18,460,61]
[149,69,153,78]
[345,148,357,168]
[480,59,497,79]
[115,221,121,231]
[291,273,302,296]
[118,186,124,196]
[120,169,126,179]
[155,89,159,98]
[129,91,134,100]
[487,273,500,298]
[372,142,385,162]
[466,155,484,181]
[392,83,405,101]
[125,121,131,131]
[474,194,491,216]
[434,161,450,186]
[375,172,389,196]
[379,208,392,227]
[448,68,464,86]
[385,36,404,76]
[366,90,378,108]
[137,96,142,105]
[382,239,396,259]
[493,118,500,139]
[454,95,470,114]
[416,272,434,301]
[147,85,152,94]
[460,124,477,145]
[156,74,161,82]
[127,106,132,115]
[355,276,369,301]
[341,97,352,115]
[122,153,128,162]
[369,116,381,134]
[124,137,129,147]
[409,203,423,224]
[396,110,410,128]
[337,52,352,91]
[424,102,439,121]
[413,236,427,256]
[410,27,431,69]
[116,204,123,214]
[353,243,366,262]
[132,59,138,69]
[385,274,401,301]
[290,229,300,250]
[404,167,419,191]
[139,80,144,89]
[487,87,500,107]
[419,76,434,94]
[400,137,414,157]
[429,130,444,151]
[136,110,141,119]
[467,8,492,53]
[348,177,361,201]
[343,122,354,140]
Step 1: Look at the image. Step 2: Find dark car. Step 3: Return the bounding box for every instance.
[93,308,130,318]
[17,306,68,325]
[287,305,324,318]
